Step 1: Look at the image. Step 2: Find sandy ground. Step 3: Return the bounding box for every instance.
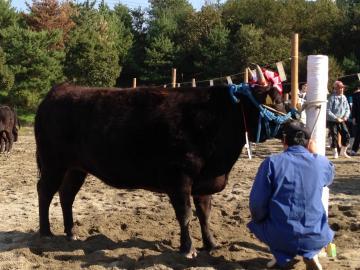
[0,127,359,270]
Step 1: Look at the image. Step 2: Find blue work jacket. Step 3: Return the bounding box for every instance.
[248,145,334,254]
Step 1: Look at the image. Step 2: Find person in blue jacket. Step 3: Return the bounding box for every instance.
[248,120,334,270]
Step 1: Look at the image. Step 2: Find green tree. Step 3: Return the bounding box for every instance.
[0,26,64,110]
[230,24,264,72]
[176,4,225,80]
[142,34,177,84]
[118,7,147,86]
[64,5,124,87]
[194,23,230,79]
[0,0,19,28]
[0,47,14,100]
[140,0,194,84]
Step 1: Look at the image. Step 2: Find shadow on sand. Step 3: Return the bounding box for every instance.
[0,230,271,270]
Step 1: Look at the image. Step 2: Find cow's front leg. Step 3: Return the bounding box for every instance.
[168,178,196,258]
[193,194,218,251]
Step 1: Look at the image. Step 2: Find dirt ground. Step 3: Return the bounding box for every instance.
[0,127,359,270]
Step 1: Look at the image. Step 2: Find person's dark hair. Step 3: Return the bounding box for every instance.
[282,120,311,147]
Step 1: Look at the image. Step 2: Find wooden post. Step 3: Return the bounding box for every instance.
[244,68,251,159]
[192,78,196,87]
[132,78,137,88]
[226,76,233,84]
[244,68,249,83]
[209,80,214,86]
[291,33,299,109]
[172,68,176,88]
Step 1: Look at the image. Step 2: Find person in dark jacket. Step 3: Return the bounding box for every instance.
[248,120,334,269]
[350,84,360,155]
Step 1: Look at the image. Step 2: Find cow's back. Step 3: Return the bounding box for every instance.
[35,84,245,190]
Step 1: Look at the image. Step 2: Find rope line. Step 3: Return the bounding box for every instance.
[154,54,359,88]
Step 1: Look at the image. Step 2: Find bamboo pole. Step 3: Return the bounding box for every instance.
[291,33,299,109]
[172,68,176,88]
[132,78,137,88]
[244,68,249,83]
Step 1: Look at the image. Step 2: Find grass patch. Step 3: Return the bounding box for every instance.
[18,111,35,126]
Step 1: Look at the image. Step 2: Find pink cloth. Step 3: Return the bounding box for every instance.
[249,68,283,94]
[262,68,283,94]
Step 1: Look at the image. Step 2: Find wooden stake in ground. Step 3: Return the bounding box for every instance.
[244,68,249,83]
[291,33,299,109]
[192,78,196,88]
[172,68,176,88]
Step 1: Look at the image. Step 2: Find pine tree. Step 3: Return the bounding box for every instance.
[24,0,75,48]
[0,27,64,110]
[64,5,122,87]
[0,47,14,101]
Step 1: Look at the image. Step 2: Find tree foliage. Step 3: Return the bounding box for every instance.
[0,0,359,110]
[64,3,131,87]
[0,26,64,110]
[24,0,75,48]
[0,47,14,100]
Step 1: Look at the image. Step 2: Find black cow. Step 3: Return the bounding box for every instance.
[35,83,284,258]
[0,105,19,153]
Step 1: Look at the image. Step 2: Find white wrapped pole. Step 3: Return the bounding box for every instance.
[306,55,329,215]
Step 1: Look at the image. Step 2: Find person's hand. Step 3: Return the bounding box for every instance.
[337,118,343,123]
[308,139,318,153]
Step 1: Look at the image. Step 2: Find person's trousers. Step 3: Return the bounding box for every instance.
[328,121,350,149]
[352,124,360,153]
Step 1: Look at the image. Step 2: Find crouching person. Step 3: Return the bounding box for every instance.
[247,120,334,270]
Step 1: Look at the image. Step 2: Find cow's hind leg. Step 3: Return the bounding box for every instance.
[193,194,218,251]
[3,131,12,152]
[37,168,66,237]
[168,177,196,258]
[59,169,87,240]
[0,132,5,153]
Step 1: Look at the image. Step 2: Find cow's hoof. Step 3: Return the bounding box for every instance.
[183,248,198,259]
[39,231,54,239]
[66,235,78,241]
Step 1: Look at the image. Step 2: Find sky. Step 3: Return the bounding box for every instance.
[10,0,220,12]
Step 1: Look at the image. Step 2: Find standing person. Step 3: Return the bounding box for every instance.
[350,84,360,156]
[298,83,308,123]
[299,83,308,100]
[326,80,351,158]
[248,120,334,270]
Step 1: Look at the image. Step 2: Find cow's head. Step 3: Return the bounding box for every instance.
[232,82,292,143]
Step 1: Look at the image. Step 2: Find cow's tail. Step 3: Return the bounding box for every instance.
[11,107,20,142]
[0,130,10,152]
[0,130,6,153]
[36,147,43,179]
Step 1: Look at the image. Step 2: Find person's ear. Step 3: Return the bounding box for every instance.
[307,139,318,153]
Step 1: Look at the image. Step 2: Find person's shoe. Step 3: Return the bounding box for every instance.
[303,255,322,270]
[266,257,296,269]
[340,146,351,158]
[333,148,338,159]
[266,257,277,268]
